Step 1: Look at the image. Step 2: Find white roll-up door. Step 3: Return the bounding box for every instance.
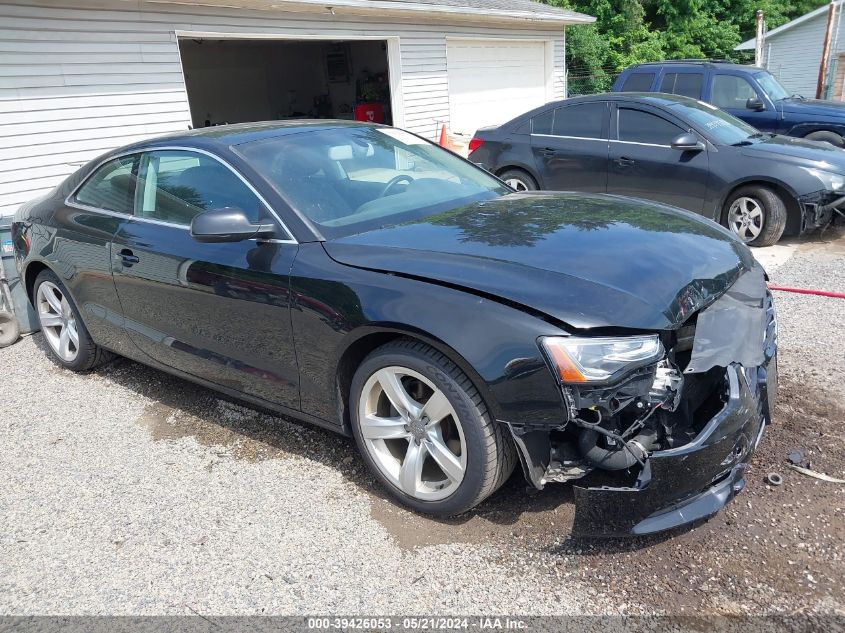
[446,39,549,136]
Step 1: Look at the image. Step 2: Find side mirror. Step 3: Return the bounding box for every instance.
[190,208,276,243]
[746,96,765,111]
[670,132,706,152]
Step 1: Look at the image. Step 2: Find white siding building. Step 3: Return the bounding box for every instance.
[0,0,593,217]
[736,2,844,99]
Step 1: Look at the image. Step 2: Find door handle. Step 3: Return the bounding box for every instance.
[119,248,139,267]
[540,147,556,157]
[615,157,635,167]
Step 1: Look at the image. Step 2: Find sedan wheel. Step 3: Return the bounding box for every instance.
[722,185,787,247]
[359,366,466,501]
[350,339,516,515]
[505,178,530,192]
[727,196,765,243]
[37,280,80,362]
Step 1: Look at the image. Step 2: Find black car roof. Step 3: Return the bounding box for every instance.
[117,119,378,152]
[523,91,701,112]
[498,92,706,130]
[573,92,700,105]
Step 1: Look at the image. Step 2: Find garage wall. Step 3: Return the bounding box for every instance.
[0,0,566,217]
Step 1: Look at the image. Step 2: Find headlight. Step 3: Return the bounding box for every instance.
[810,169,845,193]
[541,335,663,383]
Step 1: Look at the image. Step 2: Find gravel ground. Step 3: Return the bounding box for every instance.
[0,336,592,615]
[0,227,843,617]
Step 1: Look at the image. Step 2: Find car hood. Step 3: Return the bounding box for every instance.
[740,133,845,169]
[323,193,759,331]
[780,96,845,119]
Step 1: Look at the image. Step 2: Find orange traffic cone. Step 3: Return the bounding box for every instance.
[439,124,448,147]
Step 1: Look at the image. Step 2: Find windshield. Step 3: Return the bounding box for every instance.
[668,99,760,145]
[238,126,510,238]
[755,71,791,101]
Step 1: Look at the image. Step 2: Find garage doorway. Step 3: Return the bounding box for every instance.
[178,37,394,128]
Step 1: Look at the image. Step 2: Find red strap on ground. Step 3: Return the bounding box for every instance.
[768,284,845,299]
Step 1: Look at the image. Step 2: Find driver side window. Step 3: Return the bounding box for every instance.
[134,150,264,225]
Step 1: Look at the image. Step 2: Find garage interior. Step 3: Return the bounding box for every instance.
[178,38,393,128]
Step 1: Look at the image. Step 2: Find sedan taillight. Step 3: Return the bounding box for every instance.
[468,137,484,153]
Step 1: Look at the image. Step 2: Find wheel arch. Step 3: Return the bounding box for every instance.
[22,259,53,306]
[718,178,803,236]
[787,123,845,139]
[333,325,503,436]
[495,164,542,188]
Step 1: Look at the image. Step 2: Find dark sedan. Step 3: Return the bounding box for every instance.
[13,121,776,536]
[468,93,843,246]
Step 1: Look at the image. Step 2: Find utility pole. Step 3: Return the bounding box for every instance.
[817,1,838,99]
[754,10,765,67]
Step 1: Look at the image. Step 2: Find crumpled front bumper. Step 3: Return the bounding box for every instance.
[571,360,774,536]
[799,191,840,232]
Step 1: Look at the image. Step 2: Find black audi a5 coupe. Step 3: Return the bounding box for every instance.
[468,93,842,247]
[12,121,777,536]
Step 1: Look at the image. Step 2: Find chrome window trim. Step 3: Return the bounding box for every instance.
[65,145,298,245]
[611,139,673,149]
[531,133,608,142]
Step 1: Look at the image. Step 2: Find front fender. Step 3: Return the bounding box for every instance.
[715,175,804,211]
[289,242,568,431]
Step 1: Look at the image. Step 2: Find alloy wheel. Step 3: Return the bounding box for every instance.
[358,366,467,501]
[36,281,79,362]
[505,178,529,192]
[728,196,764,242]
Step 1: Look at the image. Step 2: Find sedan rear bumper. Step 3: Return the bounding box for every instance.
[571,361,772,537]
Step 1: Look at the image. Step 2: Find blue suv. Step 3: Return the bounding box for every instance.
[613,60,845,147]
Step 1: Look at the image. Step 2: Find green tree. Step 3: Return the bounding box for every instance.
[542,0,830,94]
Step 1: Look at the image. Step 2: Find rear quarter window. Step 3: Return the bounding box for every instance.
[73,155,138,213]
[620,72,655,92]
[532,109,554,134]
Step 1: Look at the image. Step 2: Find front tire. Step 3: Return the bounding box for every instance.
[804,130,844,147]
[723,185,787,247]
[33,270,112,371]
[349,339,516,516]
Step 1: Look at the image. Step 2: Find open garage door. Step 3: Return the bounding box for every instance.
[447,40,549,137]
[178,38,394,128]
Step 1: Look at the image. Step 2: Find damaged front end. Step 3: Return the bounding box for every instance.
[799,189,845,231]
[506,268,778,537]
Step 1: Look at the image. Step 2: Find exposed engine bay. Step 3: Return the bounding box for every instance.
[505,268,777,536]
[543,324,726,485]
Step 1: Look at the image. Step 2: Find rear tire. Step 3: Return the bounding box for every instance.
[804,130,844,147]
[33,270,112,371]
[498,168,538,192]
[349,339,516,516]
[722,185,787,247]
